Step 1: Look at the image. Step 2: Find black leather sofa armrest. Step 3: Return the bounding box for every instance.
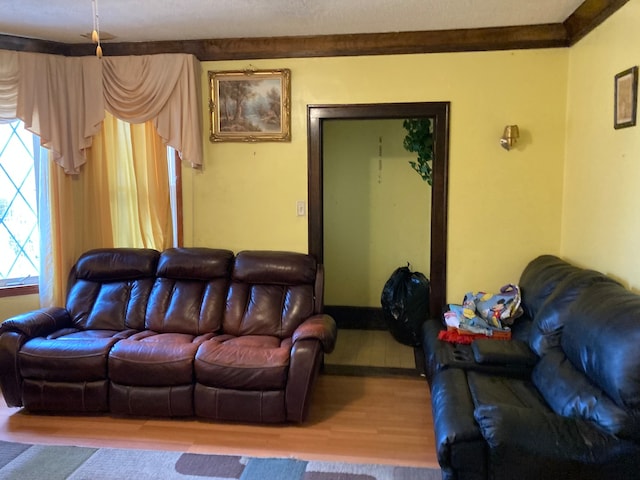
[421,318,447,383]
[474,404,640,480]
[431,368,487,478]
[422,318,536,380]
[471,339,537,366]
[0,307,72,338]
[292,314,337,353]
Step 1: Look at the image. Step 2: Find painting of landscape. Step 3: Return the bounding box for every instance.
[209,69,291,142]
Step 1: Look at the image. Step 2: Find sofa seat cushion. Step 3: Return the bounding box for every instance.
[109,331,215,386]
[195,335,291,390]
[19,335,120,382]
[44,328,137,340]
[467,371,551,412]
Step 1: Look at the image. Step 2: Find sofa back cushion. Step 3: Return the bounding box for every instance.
[518,255,581,320]
[223,251,318,338]
[66,248,160,331]
[532,349,639,439]
[561,282,640,410]
[533,281,640,440]
[145,248,234,335]
[528,269,616,356]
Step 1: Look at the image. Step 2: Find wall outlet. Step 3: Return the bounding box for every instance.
[296,200,306,216]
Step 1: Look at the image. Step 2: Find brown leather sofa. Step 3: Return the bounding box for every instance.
[0,247,337,423]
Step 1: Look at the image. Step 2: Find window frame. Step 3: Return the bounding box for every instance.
[0,283,38,298]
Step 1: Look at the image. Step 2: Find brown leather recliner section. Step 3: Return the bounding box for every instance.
[0,247,337,424]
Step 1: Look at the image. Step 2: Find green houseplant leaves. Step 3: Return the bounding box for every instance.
[402,118,433,186]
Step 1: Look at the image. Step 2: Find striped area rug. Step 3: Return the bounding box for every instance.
[0,441,442,480]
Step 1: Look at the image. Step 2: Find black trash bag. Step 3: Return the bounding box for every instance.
[381,265,430,346]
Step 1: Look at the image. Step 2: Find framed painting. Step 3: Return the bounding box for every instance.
[209,68,291,142]
[614,66,638,129]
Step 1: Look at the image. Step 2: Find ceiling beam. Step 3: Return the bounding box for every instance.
[564,0,631,45]
[0,1,629,60]
[0,34,67,55]
[60,24,568,60]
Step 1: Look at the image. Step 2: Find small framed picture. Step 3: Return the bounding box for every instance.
[209,68,291,142]
[614,66,638,129]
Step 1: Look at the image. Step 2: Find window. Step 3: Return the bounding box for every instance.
[0,121,42,295]
[0,119,183,299]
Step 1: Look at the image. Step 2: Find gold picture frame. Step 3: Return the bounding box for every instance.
[209,68,291,142]
[614,66,638,129]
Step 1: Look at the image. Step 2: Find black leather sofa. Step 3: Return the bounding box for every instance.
[422,255,640,480]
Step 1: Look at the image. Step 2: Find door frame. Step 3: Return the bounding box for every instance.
[307,102,450,317]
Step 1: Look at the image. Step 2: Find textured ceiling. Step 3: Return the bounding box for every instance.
[0,0,586,44]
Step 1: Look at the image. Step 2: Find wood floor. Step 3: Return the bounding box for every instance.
[0,374,438,468]
[325,329,417,369]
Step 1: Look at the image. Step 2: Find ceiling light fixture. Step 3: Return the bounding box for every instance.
[91,0,102,58]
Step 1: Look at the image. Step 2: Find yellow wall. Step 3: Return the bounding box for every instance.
[323,119,431,307]
[0,294,39,320]
[0,47,569,317]
[8,4,640,317]
[562,0,640,289]
[185,49,568,302]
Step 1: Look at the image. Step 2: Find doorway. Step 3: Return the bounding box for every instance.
[307,102,450,318]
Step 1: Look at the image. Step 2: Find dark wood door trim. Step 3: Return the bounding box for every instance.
[307,102,450,317]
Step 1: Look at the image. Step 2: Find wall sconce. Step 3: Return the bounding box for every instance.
[500,125,520,151]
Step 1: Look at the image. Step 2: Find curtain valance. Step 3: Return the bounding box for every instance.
[0,50,18,123]
[0,50,202,173]
[17,53,104,173]
[102,54,202,169]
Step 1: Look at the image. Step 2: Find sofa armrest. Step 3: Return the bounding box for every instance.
[292,314,337,353]
[286,338,323,422]
[431,368,487,479]
[471,339,537,367]
[0,307,72,338]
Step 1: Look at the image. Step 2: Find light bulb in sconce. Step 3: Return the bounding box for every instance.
[500,125,520,151]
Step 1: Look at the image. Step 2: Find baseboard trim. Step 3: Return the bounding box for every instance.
[325,305,387,330]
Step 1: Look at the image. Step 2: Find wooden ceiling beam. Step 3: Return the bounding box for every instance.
[564,0,631,45]
[0,1,630,60]
[59,24,568,60]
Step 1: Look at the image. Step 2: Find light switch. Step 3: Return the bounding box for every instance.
[296,200,306,216]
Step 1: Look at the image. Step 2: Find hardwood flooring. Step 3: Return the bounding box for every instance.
[325,329,417,369]
[0,374,438,468]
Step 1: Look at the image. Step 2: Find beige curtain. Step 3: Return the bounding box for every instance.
[40,113,173,305]
[3,50,202,173]
[95,113,173,249]
[0,50,18,122]
[17,52,104,174]
[0,50,192,305]
[102,54,202,168]
[38,154,87,307]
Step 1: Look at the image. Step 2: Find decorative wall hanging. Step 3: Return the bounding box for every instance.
[614,66,638,129]
[209,68,291,142]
